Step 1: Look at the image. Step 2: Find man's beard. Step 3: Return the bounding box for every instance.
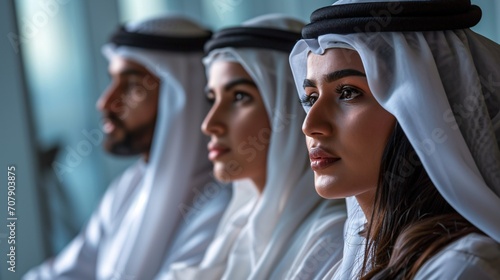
[103,114,156,156]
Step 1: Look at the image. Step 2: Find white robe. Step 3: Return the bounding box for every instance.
[23,161,232,280]
[23,161,146,279]
[414,233,500,280]
[23,15,233,280]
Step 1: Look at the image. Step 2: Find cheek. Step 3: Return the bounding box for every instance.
[233,109,270,144]
[230,110,271,176]
[126,93,158,124]
[341,107,394,180]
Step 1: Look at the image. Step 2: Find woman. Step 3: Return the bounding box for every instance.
[290,0,500,279]
[168,14,347,280]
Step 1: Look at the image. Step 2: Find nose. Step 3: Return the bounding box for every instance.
[302,97,334,138]
[96,83,121,113]
[201,102,226,136]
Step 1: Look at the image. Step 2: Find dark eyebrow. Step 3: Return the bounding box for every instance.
[118,69,145,77]
[204,78,257,95]
[223,78,257,91]
[303,79,316,89]
[325,69,366,83]
[303,69,366,89]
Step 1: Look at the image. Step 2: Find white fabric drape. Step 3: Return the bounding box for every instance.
[169,14,346,280]
[99,15,232,280]
[23,161,146,280]
[23,15,232,280]
[321,197,366,280]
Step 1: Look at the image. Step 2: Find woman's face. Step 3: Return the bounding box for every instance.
[302,48,395,204]
[202,61,271,191]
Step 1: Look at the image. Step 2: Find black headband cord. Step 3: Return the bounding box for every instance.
[205,27,301,53]
[303,0,482,38]
[110,26,212,52]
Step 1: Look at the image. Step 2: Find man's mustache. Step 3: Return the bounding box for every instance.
[102,113,125,129]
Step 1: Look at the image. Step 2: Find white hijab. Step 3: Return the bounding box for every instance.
[290,0,500,278]
[171,14,347,280]
[101,15,231,280]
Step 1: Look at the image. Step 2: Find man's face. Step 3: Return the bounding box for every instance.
[96,56,160,160]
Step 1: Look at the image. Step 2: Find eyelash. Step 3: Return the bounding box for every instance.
[205,91,253,104]
[206,93,215,104]
[234,91,252,103]
[299,94,316,108]
[300,84,363,107]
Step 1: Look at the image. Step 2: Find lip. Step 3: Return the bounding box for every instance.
[308,146,340,171]
[102,119,116,134]
[207,142,231,161]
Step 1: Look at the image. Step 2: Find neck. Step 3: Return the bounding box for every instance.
[143,151,150,163]
[252,173,267,194]
[355,188,376,224]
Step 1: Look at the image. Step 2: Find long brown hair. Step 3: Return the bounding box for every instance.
[360,124,482,279]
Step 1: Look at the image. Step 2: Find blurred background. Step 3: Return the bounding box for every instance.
[0,0,498,277]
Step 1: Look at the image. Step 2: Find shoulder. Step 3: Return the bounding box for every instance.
[275,199,347,280]
[294,199,347,248]
[415,233,500,280]
[98,160,147,221]
[105,160,146,197]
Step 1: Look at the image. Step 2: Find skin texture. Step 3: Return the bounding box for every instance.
[96,56,160,162]
[202,61,271,193]
[302,48,396,217]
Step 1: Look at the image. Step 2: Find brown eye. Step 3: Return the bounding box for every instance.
[205,91,215,104]
[336,86,362,101]
[300,92,318,108]
[234,91,252,103]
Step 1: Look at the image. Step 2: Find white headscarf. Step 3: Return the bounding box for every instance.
[100,15,231,280]
[290,0,500,278]
[170,14,347,280]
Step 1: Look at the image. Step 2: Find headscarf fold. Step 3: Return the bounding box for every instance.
[101,15,231,279]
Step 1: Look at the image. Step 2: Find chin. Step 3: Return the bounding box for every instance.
[213,164,232,182]
[213,160,244,183]
[314,175,348,199]
[315,185,337,199]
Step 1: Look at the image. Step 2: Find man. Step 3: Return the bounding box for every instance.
[24,15,231,280]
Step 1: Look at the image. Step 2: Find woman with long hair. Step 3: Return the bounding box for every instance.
[290,0,500,278]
